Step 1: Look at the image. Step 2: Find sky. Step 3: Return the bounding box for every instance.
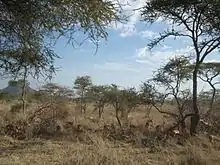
[0,0,219,90]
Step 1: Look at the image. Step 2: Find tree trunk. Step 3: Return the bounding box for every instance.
[209,84,216,113]
[21,66,27,114]
[98,106,104,118]
[80,95,83,114]
[144,104,152,118]
[203,82,216,118]
[180,120,186,135]
[190,67,200,135]
[121,108,128,126]
[116,108,122,127]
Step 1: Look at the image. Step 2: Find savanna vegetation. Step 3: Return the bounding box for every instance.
[0,0,220,165]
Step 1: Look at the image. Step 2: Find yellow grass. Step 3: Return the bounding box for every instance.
[0,102,219,165]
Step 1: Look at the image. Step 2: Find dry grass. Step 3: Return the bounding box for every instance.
[0,102,220,165]
[0,134,219,165]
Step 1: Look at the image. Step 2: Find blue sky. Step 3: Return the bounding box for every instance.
[0,0,219,90]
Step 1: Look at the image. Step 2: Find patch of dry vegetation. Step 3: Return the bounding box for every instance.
[0,102,220,165]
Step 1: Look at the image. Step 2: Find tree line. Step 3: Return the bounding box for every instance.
[8,56,216,133]
[1,0,220,135]
[1,55,220,134]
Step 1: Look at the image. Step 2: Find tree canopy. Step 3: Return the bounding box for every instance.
[0,0,122,78]
[141,0,220,53]
[140,0,220,135]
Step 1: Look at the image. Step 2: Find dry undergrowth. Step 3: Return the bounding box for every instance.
[0,102,220,165]
[0,134,220,165]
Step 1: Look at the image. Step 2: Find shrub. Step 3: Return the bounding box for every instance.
[10,102,29,113]
[28,101,69,122]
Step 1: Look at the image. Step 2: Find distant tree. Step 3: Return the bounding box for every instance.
[141,0,220,135]
[120,87,140,114]
[105,84,140,127]
[41,83,74,102]
[105,84,123,126]
[0,92,13,102]
[4,79,31,112]
[74,76,92,113]
[20,73,28,113]
[87,85,110,118]
[1,79,31,113]
[141,56,193,134]
[8,80,18,87]
[197,62,220,117]
[139,84,155,118]
[31,91,47,103]
[215,89,220,103]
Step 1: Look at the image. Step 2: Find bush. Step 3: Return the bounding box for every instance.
[28,101,69,122]
[4,120,27,140]
[30,118,63,137]
[10,102,23,113]
[10,102,29,113]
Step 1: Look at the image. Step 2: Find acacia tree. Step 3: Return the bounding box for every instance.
[139,83,155,118]
[17,78,30,113]
[74,76,92,113]
[141,56,193,134]
[1,0,123,115]
[0,0,123,82]
[198,62,220,117]
[104,84,123,126]
[120,87,140,114]
[105,84,140,127]
[141,0,220,135]
[41,83,74,102]
[87,85,110,118]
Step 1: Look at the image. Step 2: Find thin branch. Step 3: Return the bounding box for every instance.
[148,30,191,50]
[152,103,178,117]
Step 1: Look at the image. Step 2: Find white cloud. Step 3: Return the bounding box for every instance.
[135,59,155,66]
[94,62,140,72]
[134,44,220,71]
[204,59,220,63]
[110,0,146,37]
[175,45,195,57]
[161,44,172,50]
[110,0,196,39]
[135,47,176,60]
[139,30,158,38]
[134,45,195,66]
[119,24,137,37]
[135,47,148,58]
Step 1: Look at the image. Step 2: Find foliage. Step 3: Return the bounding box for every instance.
[197,62,220,117]
[10,102,27,113]
[0,0,123,79]
[29,101,69,122]
[141,0,220,45]
[8,80,19,87]
[7,79,30,88]
[140,0,220,135]
[104,84,124,126]
[74,76,93,95]
[198,62,220,85]
[120,87,140,113]
[152,56,192,86]
[0,92,14,102]
[87,85,110,118]
[74,75,93,113]
[103,84,140,127]
[41,83,74,101]
[141,56,194,133]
